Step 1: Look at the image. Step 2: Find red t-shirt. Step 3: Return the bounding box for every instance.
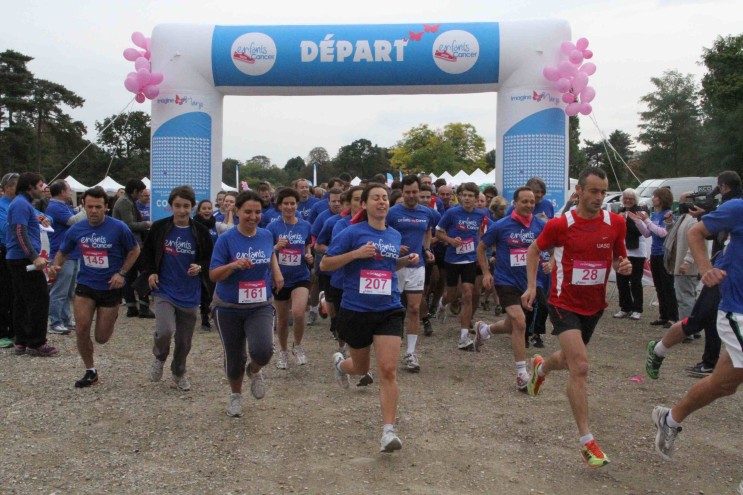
[535,210,627,315]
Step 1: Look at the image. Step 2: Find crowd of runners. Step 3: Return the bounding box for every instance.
[0,167,741,480]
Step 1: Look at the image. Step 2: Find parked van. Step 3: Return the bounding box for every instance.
[635,177,717,208]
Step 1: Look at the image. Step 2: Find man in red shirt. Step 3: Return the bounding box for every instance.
[522,167,632,468]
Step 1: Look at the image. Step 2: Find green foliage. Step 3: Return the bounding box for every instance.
[284,156,305,178]
[568,116,587,179]
[94,111,150,180]
[331,138,391,180]
[637,70,703,177]
[582,130,635,190]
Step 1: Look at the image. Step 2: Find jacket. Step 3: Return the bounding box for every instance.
[112,194,150,245]
[140,216,214,277]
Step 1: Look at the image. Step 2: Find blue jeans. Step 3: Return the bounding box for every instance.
[48,259,79,327]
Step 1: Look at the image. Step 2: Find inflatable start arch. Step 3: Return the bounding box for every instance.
[149,20,570,220]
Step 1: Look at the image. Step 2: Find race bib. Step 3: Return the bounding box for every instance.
[571,261,606,286]
[238,280,267,303]
[456,238,475,255]
[359,269,392,295]
[279,248,302,266]
[82,248,109,269]
[509,248,527,267]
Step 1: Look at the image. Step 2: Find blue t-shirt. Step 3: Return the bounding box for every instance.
[60,216,138,290]
[46,199,79,260]
[5,194,41,260]
[481,214,546,291]
[259,207,299,228]
[266,218,312,287]
[650,209,672,256]
[316,213,344,276]
[213,211,225,223]
[387,204,435,268]
[210,227,274,306]
[311,208,335,238]
[435,206,489,264]
[152,225,200,307]
[0,196,11,248]
[297,197,319,221]
[329,216,352,288]
[506,199,555,220]
[700,199,743,313]
[136,201,151,222]
[307,199,329,225]
[326,222,403,313]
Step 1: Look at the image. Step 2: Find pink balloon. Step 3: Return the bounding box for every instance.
[556,77,571,93]
[124,75,139,93]
[134,57,150,71]
[565,102,580,117]
[576,38,589,51]
[581,86,596,103]
[557,60,577,78]
[569,49,584,65]
[135,92,146,104]
[542,66,559,81]
[144,50,151,60]
[562,92,576,104]
[145,37,152,51]
[123,48,142,62]
[583,49,593,59]
[572,71,589,93]
[148,72,164,85]
[579,102,593,115]
[136,68,150,87]
[131,31,147,49]
[560,41,576,56]
[143,86,159,99]
[579,62,597,76]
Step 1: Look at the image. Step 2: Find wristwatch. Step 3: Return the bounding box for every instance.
[118,270,127,277]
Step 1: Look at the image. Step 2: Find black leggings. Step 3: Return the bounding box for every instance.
[214,305,275,380]
[616,256,645,313]
[650,254,678,322]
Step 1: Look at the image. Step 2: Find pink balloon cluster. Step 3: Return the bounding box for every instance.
[123,32,163,103]
[542,37,596,116]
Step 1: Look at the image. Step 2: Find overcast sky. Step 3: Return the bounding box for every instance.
[2,0,741,176]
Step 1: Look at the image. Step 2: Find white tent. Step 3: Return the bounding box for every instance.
[94,176,125,193]
[64,175,89,192]
[438,171,454,184]
[468,168,493,186]
[350,176,361,186]
[452,170,471,184]
[141,177,151,188]
[221,182,238,192]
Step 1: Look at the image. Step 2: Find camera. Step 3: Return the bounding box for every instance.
[678,188,718,215]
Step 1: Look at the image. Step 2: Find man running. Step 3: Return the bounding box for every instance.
[387,175,436,372]
[521,167,631,468]
[50,186,140,388]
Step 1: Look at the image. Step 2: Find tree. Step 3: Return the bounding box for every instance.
[568,116,587,179]
[305,147,330,167]
[0,50,34,127]
[246,155,272,168]
[332,138,390,179]
[484,149,495,170]
[582,130,635,190]
[700,34,743,170]
[222,158,241,186]
[441,122,486,165]
[284,156,305,176]
[96,111,150,159]
[389,123,486,175]
[637,70,703,177]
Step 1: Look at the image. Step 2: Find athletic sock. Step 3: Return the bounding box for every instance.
[666,410,681,429]
[579,433,594,446]
[310,304,319,314]
[537,362,546,377]
[460,328,469,340]
[479,324,492,340]
[406,335,418,354]
[654,341,668,357]
[515,361,527,375]
[383,423,395,434]
[87,367,97,374]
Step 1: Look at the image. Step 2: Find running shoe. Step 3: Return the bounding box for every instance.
[645,340,664,380]
[333,351,350,389]
[629,312,641,320]
[14,344,26,355]
[613,311,629,318]
[380,429,403,452]
[435,301,447,322]
[403,352,420,372]
[528,355,545,397]
[75,369,98,388]
[49,324,70,335]
[494,305,503,316]
[581,439,609,468]
[138,306,156,319]
[246,366,266,399]
[227,392,242,417]
[0,337,13,348]
[276,350,289,370]
[516,372,530,391]
[652,406,681,461]
[474,320,489,352]
[292,344,308,365]
[649,319,668,326]
[64,320,76,330]
[356,372,374,387]
[531,335,545,348]
[449,300,461,315]
[306,311,319,326]
[687,363,714,377]
[26,343,58,357]
[422,316,433,336]
[457,336,474,351]
[172,373,191,391]
[149,358,164,382]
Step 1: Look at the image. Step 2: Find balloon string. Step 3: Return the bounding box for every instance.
[103,107,134,179]
[588,112,642,186]
[50,96,137,183]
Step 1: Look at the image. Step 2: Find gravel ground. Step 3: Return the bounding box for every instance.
[1,285,741,494]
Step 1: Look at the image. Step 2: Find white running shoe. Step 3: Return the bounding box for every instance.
[613,311,629,318]
[172,373,191,391]
[516,372,530,391]
[380,429,403,452]
[276,350,289,370]
[403,352,420,372]
[48,324,71,335]
[293,344,308,365]
[149,358,164,382]
[333,352,350,389]
[246,366,266,399]
[652,406,682,461]
[227,392,242,417]
[458,336,474,351]
[474,320,490,352]
[629,312,642,320]
[306,311,319,326]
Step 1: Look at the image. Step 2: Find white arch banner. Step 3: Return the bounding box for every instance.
[150,20,570,220]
